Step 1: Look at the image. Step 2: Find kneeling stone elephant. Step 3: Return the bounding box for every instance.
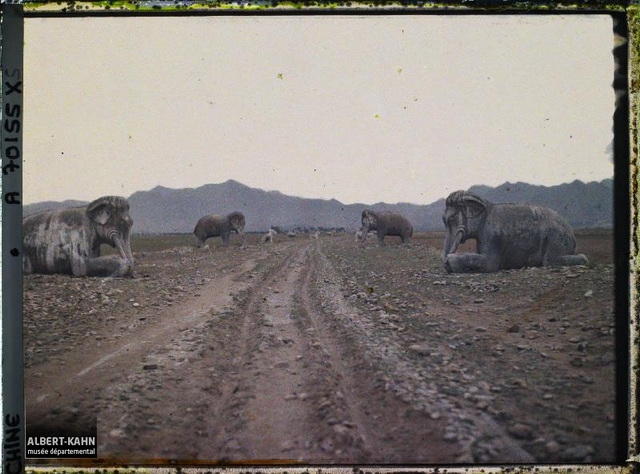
[442,191,588,273]
[360,209,413,246]
[23,196,135,277]
[194,211,246,247]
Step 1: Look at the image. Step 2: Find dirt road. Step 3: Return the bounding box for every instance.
[24,232,617,464]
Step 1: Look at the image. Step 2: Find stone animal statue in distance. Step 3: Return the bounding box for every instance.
[194,211,246,248]
[359,209,413,246]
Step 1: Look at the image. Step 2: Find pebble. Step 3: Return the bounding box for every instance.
[224,439,241,451]
[281,440,296,452]
[333,424,349,435]
[563,444,594,461]
[476,398,490,410]
[408,344,431,356]
[545,440,561,454]
[508,423,533,440]
[320,438,334,452]
[443,431,458,442]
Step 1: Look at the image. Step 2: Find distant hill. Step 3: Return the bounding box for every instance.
[467,179,613,229]
[23,178,613,234]
[23,199,89,217]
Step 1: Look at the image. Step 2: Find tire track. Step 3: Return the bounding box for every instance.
[312,238,535,463]
[213,240,462,463]
[211,241,370,461]
[91,249,281,459]
[28,253,259,452]
[298,242,462,463]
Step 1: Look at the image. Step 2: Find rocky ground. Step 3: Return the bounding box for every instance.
[23,230,617,466]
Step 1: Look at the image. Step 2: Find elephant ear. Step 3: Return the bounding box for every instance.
[86,197,113,225]
[459,192,487,218]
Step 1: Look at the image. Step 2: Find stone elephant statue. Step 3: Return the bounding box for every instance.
[194,211,246,247]
[442,191,588,273]
[360,209,413,246]
[23,196,135,277]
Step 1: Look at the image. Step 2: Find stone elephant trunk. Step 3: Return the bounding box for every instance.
[442,203,468,261]
[442,224,466,261]
[110,229,135,268]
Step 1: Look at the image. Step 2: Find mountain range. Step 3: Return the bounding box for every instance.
[23,178,614,234]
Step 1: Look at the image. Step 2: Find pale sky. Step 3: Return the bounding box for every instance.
[23,14,615,205]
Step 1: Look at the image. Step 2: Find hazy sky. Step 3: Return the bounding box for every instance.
[23,14,615,205]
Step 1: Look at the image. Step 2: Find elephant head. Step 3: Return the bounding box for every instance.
[361,210,377,236]
[227,211,246,236]
[442,191,488,260]
[86,196,135,268]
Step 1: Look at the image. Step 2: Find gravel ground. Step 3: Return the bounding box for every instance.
[24,230,617,465]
